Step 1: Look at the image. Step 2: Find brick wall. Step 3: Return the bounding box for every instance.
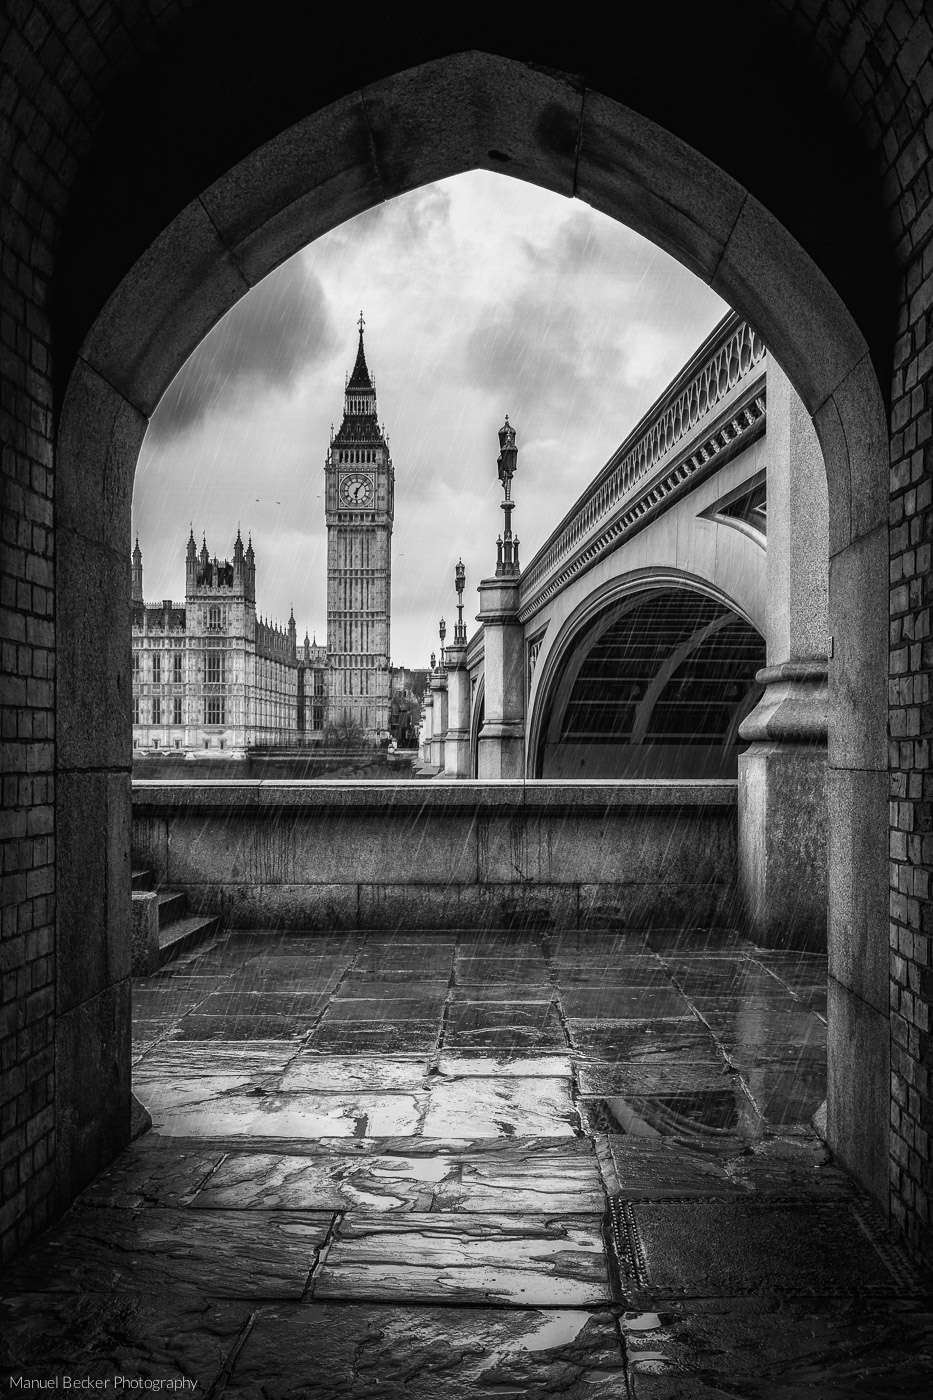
[0,0,188,1266]
[877,5,933,1254]
[0,0,931,1264]
[784,0,933,1265]
[1,5,61,1258]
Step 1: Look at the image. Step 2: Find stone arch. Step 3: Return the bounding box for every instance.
[54,52,889,1214]
[469,675,486,780]
[538,595,764,781]
[526,569,762,774]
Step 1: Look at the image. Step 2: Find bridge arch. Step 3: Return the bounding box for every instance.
[469,675,486,780]
[527,572,765,779]
[53,46,889,1220]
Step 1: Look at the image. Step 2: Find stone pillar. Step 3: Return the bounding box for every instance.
[420,691,434,769]
[442,642,472,778]
[738,359,829,949]
[476,575,525,778]
[430,672,448,771]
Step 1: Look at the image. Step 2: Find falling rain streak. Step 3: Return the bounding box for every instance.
[132,171,725,667]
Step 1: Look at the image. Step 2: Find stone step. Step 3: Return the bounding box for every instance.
[131,869,154,891]
[157,889,187,927]
[158,914,221,964]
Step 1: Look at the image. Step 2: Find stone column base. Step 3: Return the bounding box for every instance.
[477,722,524,779]
[436,728,470,779]
[738,741,827,949]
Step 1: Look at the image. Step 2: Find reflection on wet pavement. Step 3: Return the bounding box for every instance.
[3,926,930,1394]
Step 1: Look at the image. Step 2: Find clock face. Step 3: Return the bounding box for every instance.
[340,474,375,507]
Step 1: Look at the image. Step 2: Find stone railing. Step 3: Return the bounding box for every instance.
[519,313,766,620]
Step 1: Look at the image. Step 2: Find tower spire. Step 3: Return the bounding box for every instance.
[131,537,143,604]
[346,312,374,395]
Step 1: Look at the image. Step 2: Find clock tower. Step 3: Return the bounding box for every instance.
[324,315,395,738]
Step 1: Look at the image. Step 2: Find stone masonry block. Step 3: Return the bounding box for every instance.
[131,891,159,976]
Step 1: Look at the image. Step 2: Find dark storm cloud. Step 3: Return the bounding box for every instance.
[463,290,597,426]
[148,261,337,442]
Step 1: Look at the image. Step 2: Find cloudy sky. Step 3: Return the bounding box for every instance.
[132,171,726,665]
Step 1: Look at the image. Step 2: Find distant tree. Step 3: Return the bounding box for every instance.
[323,717,365,749]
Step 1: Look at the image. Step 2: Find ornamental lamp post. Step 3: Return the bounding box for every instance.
[454,559,466,644]
[496,415,519,576]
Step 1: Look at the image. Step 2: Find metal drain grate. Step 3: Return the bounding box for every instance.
[609,1195,649,1297]
[608,1194,931,1299]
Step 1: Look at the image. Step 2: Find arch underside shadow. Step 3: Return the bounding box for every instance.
[534,584,765,780]
[55,50,891,1213]
[525,568,765,777]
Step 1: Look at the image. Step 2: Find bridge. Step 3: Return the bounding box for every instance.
[419,313,828,948]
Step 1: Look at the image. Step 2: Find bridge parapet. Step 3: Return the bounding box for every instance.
[131,778,737,931]
[518,313,766,622]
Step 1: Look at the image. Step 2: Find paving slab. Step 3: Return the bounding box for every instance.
[606,1134,855,1201]
[455,1140,605,1213]
[134,1039,299,1075]
[224,968,349,994]
[567,1021,722,1062]
[443,1002,567,1048]
[190,1149,455,1212]
[277,1055,430,1092]
[436,1052,573,1078]
[148,1089,428,1139]
[308,1020,441,1053]
[741,1063,827,1125]
[547,931,651,960]
[454,957,551,983]
[224,1303,627,1398]
[188,991,332,1019]
[324,996,447,1021]
[575,1061,739,1096]
[621,1297,933,1397]
[334,977,450,999]
[703,1007,825,1044]
[134,1074,280,1123]
[0,1292,250,1392]
[354,946,456,974]
[313,1212,611,1306]
[555,963,671,988]
[421,1075,577,1138]
[77,1140,227,1208]
[561,988,692,1020]
[579,1088,762,1140]
[668,966,782,998]
[169,1015,312,1041]
[648,932,756,956]
[0,1207,333,1299]
[131,988,215,1019]
[455,937,546,959]
[448,983,555,1002]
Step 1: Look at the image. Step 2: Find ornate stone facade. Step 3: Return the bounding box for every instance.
[130,530,326,755]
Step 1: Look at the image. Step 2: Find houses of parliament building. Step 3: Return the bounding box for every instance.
[131,321,395,755]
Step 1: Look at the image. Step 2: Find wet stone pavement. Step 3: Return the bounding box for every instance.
[3,928,933,1396]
